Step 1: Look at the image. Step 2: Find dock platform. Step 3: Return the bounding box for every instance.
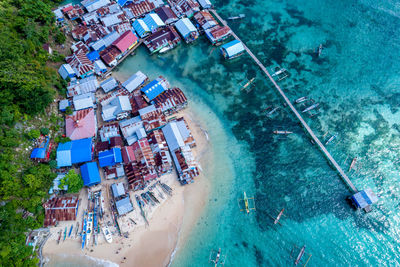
[210,9,358,193]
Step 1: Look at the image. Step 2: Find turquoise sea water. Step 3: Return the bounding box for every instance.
[57,0,400,266]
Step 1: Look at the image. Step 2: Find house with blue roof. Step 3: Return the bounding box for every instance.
[98,147,122,168]
[175,18,199,43]
[143,13,165,32]
[86,50,100,62]
[80,162,101,187]
[141,77,169,101]
[58,64,76,80]
[57,138,93,168]
[117,0,133,7]
[30,136,51,162]
[132,19,150,38]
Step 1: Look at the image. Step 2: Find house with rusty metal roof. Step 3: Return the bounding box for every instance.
[66,49,94,78]
[138,104,167,132]
[155,6,178,25]
[147,129,173,174]
[43,196,79,227]
[205,25,232,45]
[152,87,187,115]
[100,45,121,66]
[122,0,156,19]
[168,0,199,18]
[193,10,218,30]
[144,26,181,54]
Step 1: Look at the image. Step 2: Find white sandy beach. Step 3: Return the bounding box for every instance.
[43,108,211,267]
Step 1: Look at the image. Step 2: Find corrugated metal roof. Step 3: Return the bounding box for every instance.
[101,77,118,93]
[73,93,94,110]
[143,13,165,31]
[175,18,197,38]
[221,40,244,57]
[141,79,166,101]
[132,19,150,38]
[58,64,76,80]
[112,30,138,53]
[162,121,184,151]
[138,104,156,116]
[111,182,125,198]
[101,95,132,121]
[80,162,101,186]
[115,196,133,215]
[198,0,212,9]
[122,71,147,92]
[82,0,111,12]
[94,59,107,73]
[59,99,70,111]
[57,138,92,167]
[101,13,123,27]
[98,147,122,167]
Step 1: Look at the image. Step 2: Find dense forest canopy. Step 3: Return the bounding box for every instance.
[0,0,64,265]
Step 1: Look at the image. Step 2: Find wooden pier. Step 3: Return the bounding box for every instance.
[210,10,358,193]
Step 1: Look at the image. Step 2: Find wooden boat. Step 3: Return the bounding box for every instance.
[295,245,306,265]
[240,77,255,91]
[227,14,245,20]
[238,192,256,214]
[86,212,93,247]
[57,230,62,245]
[68,225,73,237]
[302,103,319,113]
[63,226,67,241]
[81,213,87,250]
[75,222,79,238]
[317,44,323,57]
[325,135,336,145]
[274,209,285,225]
[295,96,308,104]
[159,46,171,54]
[273,130,293,135]
[102,225,113,244]
[349,157,357,172]
[267,107,279,116]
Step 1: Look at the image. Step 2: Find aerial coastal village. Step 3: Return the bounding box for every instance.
[26,0,242,262]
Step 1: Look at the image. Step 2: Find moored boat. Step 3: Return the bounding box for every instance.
[295,96,308,104]
[302,103,319,113]
[273,130,293,135]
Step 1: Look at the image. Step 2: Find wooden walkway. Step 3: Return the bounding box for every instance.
[210,10,358,193]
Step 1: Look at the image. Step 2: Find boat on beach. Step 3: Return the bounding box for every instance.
[102,225,112,244]
[86,212,93,247]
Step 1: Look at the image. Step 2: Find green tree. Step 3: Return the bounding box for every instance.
[40,127,49,135]
[28,129,40,139]
[60,169,83,193]
[64,106,73,115]
[55,29,66,44]
[49,160,57,169]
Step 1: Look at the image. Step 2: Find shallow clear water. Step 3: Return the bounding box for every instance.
[57,0,400,266]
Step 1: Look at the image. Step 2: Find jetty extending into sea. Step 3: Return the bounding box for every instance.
[209,9,358,194]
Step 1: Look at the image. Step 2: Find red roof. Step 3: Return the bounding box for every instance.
[66,108,96,140]
[112,31,138,53]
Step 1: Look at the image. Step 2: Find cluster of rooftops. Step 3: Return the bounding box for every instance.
[55,0,240,81]
[52,70,199,190]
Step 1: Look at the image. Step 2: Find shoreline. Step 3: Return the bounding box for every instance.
[43,108,212,266]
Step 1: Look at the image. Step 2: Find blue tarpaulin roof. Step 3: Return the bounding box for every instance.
[141,80,165,101]
[57,138,92,167]
[30,148,46,159]
[98,147,122,167]
[80,162,101,187]
[86,50,100,62]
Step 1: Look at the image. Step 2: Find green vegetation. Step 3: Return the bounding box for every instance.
[59,169,84,193]
[0,0,65,266]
